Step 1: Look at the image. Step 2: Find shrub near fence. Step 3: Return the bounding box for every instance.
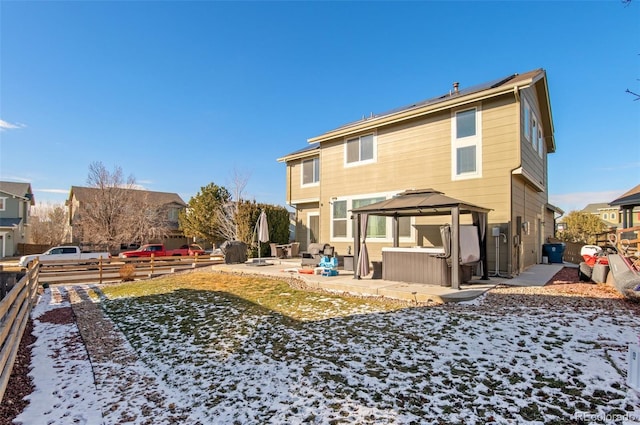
[0,262,39,402]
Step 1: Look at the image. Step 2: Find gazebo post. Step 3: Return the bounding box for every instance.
[482,212,489,280]
[451,206,460,290]
[393,215,399,247]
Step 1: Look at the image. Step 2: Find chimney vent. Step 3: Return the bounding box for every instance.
[453,82,459,93]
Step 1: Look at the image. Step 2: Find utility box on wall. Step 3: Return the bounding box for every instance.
[629,344,640,391]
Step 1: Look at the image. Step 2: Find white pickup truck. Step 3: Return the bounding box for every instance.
[18,246,111,268]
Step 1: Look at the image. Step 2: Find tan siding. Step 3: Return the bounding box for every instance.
[511,176,549,272]
[520,87,546,189]
[288,158,321,203]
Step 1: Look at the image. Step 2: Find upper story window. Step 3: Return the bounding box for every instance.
[537,126,544,157]
[345,133,375,166]
[611,212,616,221]
[451,106,482,180]
[302,157,319,186]
[524,99,544,158]
[0,197,6,211]
[531,115,538,152]
[167,207,179,221]
[603,213,609,220]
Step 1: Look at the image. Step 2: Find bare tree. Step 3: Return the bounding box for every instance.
[30,203,70,245]
[77,162,173,251]
[223,167,251,240]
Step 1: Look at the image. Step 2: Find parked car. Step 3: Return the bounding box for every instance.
[18,246,111,268]
[168,244,206,256]
[119,244,206,258]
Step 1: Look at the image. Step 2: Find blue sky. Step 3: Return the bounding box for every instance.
[1,1,639,215]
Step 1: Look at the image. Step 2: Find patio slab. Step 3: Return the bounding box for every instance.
[211,259,571,303]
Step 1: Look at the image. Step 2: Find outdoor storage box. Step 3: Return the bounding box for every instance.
[543,243,565,264]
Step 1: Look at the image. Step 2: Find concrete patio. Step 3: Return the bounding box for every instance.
[213,259,571,303]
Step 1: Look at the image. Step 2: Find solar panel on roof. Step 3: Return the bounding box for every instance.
[331,72,519,132]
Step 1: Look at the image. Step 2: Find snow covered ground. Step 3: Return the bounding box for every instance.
[13,281,640,425]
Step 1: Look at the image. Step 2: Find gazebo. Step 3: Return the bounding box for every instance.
[350,189,491,290]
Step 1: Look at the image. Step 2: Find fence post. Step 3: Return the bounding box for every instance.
[151,254,154,274]
[99,257,103,285]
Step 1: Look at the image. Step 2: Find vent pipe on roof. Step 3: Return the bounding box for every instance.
[453,82,459,94]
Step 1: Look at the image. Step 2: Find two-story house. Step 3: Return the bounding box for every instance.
[278,69,560,276]
[67,186,188,250]
[0,181,35,258]
[580,203,620,228]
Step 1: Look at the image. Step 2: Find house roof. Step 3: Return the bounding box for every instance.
[277,143,319,163]
[69,186,186,207]
[306,68,555,154]
[609,184,640,208]
[350,189,490,217]
[0,218,22,228]
[581,202,616,213]
[0,181,35,205]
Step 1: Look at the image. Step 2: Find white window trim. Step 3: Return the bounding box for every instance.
[0,197,6,211]
[344,132,377,168]
[451,104,482,181]
[329,191,415,243]
[300,157,320,187]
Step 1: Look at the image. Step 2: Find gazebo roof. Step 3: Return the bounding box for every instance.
[350,189,491,217]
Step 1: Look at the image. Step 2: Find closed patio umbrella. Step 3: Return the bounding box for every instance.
[256,210,269,260]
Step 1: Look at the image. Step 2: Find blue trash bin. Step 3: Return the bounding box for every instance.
[543,243,565,264]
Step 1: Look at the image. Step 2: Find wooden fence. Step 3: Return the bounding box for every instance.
[0,262,39,402]
[37,254,225,285]
[0,254,224,403]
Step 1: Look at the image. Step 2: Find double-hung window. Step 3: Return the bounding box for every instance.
[345,133,375,165]
[0,197,6,211]
[332,200,348,238]
[451,106,482,180]
[302,157,319,186]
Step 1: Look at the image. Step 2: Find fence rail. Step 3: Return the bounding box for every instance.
[0,262,39,402]
[0,254,224,402]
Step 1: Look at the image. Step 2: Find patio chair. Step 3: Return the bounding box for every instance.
[270,243,284,258]
[301,243,332,267]
[288,242,300,258]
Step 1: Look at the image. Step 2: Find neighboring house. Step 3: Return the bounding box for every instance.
[278,69,561,276]
[610,183,640,229]
[0,181,35,258]
[580,203,620,228]
[67,186,188,250]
